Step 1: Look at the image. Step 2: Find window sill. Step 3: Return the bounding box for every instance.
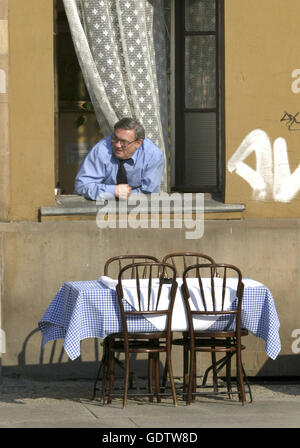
[39,194,245,221]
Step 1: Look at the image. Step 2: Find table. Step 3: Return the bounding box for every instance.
[39,277,281,361]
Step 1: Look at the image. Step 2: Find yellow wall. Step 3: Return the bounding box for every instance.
[8,0,55,221]
[0,0,9,221]
[225,0,300,217]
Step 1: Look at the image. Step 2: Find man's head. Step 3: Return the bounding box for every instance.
[112,117,145,160]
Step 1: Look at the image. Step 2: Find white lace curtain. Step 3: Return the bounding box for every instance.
[62,0,169,190]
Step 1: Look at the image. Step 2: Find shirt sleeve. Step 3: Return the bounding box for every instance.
[132,145,164,195]
[74,142,116,200]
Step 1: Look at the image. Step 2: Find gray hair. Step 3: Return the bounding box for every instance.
[114,117,145,140]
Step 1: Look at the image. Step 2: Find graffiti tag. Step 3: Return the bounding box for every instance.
[291,69,300,93]
[280,112,300,131]
[228,129,300,202]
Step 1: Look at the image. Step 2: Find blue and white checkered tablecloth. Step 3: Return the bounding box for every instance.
[38,279,281,361]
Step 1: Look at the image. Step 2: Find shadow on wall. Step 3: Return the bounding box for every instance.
[257,354,300,378]
[3,328,100,381]
[4,329,300,383]
[3,328,152,382]
[254,355,300,396]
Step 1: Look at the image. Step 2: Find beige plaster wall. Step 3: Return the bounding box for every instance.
[0,0,9,221]
[225,0,300,217]
[8,0,55,221]
[1,219,299,379]
[0,0,8,370]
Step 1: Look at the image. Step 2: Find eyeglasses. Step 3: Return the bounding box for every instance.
[111,134,138,149]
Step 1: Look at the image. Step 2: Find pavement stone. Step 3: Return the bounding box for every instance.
[0,376,300,430]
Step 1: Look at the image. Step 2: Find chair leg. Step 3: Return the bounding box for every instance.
[183,344,189,399]
[202,363,210,386]
[93,358,104,400]
[225,339,233,399]
[236,348,246,405]
[123,353,130,408]
[225,352,233,399]
[161,357,168,392]
[166,351,177,407]
[107,352,115,404]
[187,348,195,405]
[155,353,161,403]
[242,364,253,403]
[212,351,218,393]
[148,353,154,402]
[101,345,110,405]
[92,338,109,399]
[192,351,197,401]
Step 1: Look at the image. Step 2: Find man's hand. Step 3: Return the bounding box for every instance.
[115,184,132,200]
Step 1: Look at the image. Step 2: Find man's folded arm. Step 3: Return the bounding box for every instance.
[74,178,116,201]
[74,146,116,200]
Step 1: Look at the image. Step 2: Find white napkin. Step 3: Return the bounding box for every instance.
[243,278,264,287]
[98,276,117,289]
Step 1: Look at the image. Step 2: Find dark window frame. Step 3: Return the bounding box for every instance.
[173,0,225,198]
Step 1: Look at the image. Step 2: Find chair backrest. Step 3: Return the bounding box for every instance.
[181,263,244,334]
[104,254,159,279]
[162,252,216,277]
[116,262,178,337]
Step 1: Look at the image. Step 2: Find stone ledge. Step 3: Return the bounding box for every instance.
[39,194,245,217]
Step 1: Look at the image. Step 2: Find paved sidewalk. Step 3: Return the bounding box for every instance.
[0,376,300,428]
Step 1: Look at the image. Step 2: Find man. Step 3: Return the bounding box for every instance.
[74,117,164,201]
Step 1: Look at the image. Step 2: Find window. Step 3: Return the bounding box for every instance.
[173,0,224,194]
[54,0,224,196]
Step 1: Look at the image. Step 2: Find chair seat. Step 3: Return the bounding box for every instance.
[173,337,246,351]
[108,331,167,340]
[109,331,168,353]
[172,328,248,345]
[194,329,249,338]
[193,340,246,351]
[109,339,168,353]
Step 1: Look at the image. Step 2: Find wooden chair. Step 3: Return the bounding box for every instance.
[92,254,159,400]
[104,262,178,408]
[162,252,216,277]
[161,252,216,394]
[181,263,251,405]
[104,254,159,279]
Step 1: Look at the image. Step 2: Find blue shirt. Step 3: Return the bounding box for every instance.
[74,135,164,200]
